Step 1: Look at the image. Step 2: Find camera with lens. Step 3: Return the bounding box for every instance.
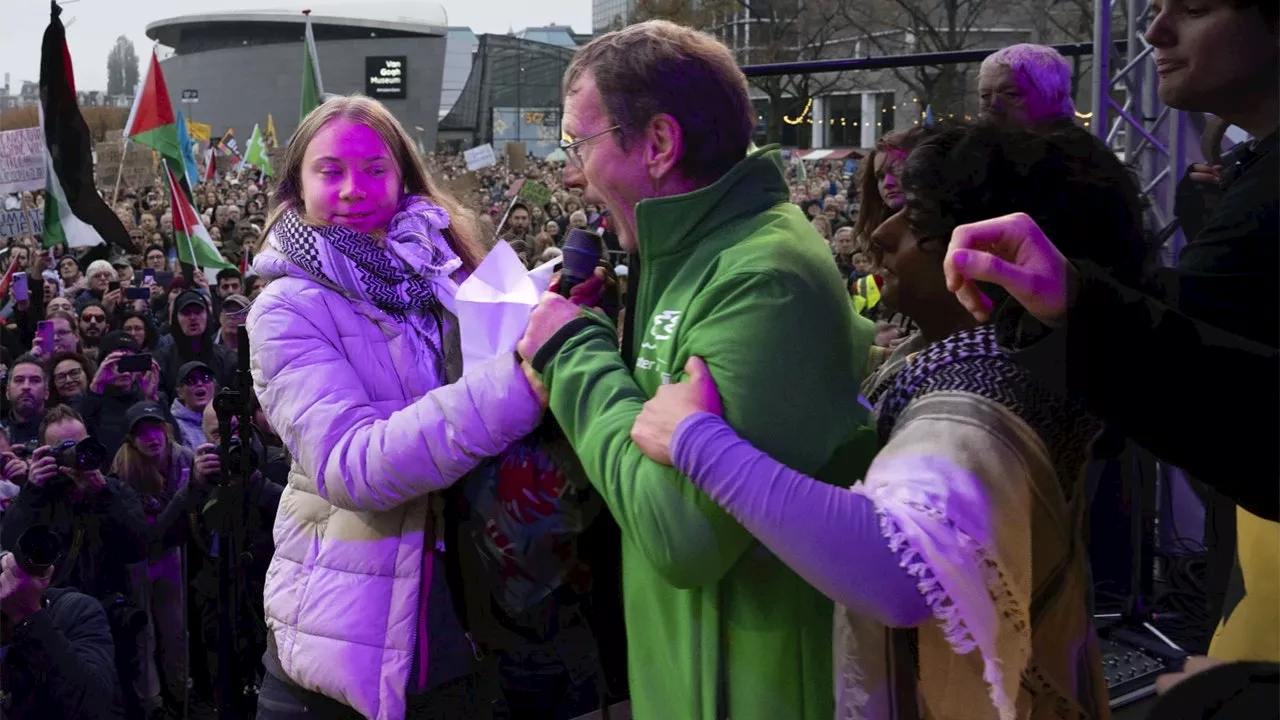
[13,524,63,576]
[224,430,261,473]
[53,437,107,472]
[10,440,40,459]
[101,592,148,639]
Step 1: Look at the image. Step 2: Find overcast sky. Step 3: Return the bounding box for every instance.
[1,0,592,93]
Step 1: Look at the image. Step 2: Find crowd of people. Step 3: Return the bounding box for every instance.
[0,4,1276,720]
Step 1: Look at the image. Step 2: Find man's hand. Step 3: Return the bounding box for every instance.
[1186,163,1222,186]
[0,551,51,623]
[26,446,60,488]
[521,359,549,410]
[944,212,1075,326]
[193,444,221,485]
[1155,656,1226,695]
[517,292,585,362]
[90,351,125,394]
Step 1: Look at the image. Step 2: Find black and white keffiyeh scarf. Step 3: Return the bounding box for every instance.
[270,195,462,318]
[266,195,464,382]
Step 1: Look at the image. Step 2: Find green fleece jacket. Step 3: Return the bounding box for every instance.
[534,146,878,719]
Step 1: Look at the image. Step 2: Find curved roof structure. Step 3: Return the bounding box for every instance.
[146,2,449,47]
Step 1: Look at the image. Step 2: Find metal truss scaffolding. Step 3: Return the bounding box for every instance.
[1092,0,1194,259]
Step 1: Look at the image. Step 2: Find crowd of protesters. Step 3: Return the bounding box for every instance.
[0,13,1274,720]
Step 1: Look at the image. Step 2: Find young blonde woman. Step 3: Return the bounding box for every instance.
[247,96,545,720]
[113,401,196,717]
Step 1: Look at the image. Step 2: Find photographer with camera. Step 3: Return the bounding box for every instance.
[0,549,123,719]
[179,401,281,715]
[0,404,151,718]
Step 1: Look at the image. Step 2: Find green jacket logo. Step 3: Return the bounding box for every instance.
[642,310,682,351]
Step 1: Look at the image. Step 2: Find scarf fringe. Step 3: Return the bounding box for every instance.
[877,502,1025,720]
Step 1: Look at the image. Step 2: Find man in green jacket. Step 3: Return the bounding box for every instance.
[518,20,877,720]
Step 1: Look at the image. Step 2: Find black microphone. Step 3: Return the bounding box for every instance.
[559,228,603,299]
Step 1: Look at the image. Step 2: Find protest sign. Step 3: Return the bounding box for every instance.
[505,142,527,173]
[0,128,46,195]
[464,143,497,171]
[517,180,551,208]
[0,208,44,238]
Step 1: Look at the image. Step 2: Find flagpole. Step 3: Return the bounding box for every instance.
[111,138,130,205]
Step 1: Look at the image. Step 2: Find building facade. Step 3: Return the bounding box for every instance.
[146,3,449,147]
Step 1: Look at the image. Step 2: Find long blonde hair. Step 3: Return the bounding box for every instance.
[112,423,174,497]
[262,95,486,270]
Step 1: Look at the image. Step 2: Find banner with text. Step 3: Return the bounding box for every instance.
[0,127,46,195]
[0,208,44,238]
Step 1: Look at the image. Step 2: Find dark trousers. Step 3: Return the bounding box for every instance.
[256,671,490,720]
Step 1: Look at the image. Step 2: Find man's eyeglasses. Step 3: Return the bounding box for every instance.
[560,125,620,170]
[81,314,106,324]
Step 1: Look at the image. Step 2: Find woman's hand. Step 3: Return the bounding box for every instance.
[1,452,28,485]
[102,287,122,313]
[140,358,162,402]
[90,351,125,394]
[631,357,723,466]
[944,212,1075,326]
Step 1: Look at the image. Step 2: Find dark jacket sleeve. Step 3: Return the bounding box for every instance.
[998,261,1279,522]
[104,480,150,565]
[151,480,213,549]
[1146,661,1279,719]
[0,481,54,551]
[11,592,120,719]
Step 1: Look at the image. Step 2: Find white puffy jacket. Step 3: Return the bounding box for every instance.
[246,247,542,720]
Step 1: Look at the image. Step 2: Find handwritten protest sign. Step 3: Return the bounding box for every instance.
[464,143,496,171]
[517,180,552,208]
[0,208,44,238]
[0,128,46,195]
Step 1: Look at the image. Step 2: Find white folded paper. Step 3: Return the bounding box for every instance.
[455,240,559,372]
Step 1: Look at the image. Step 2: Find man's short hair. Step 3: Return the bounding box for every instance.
[39,404,86,445]
[981,43,1075,121]
[11,353,46,381]
[564,20,754,187]
[216,267,242,283]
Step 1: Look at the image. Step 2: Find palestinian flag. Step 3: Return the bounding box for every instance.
[124,50,191,201]
[164,161,232,276]
[39,3,132,252]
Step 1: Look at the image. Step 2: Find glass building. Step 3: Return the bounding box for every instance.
[437,35,577,157]
[592,0,634,32]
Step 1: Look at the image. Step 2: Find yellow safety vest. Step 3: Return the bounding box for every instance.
[852,274,882,316]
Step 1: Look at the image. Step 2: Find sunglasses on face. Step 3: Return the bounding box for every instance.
[81,314,106,324]
[184,372,214,386]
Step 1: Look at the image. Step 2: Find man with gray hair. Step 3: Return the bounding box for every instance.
[978,43,1076,126]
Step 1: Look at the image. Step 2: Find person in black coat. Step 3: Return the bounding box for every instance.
[75,332,178,464]
[0,405,149,601]
[155,291,235,400]
[1,577,123,720]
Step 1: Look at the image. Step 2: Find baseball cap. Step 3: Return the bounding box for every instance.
[175,290,208,312]
[99,330,141,357]
[178,361,214,383]
[221,294,251,314]
[125,401,167,432]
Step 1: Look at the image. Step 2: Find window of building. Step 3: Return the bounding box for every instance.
[826,94,862,147]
